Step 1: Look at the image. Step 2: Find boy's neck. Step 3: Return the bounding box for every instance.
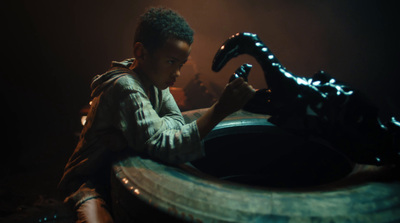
[129,61,153,97]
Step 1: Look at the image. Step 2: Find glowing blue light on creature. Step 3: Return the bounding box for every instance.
[312,80,321,86]
[335,85,342,95]
[280,68,293,78]
[344,90,354,95]
[392,117,400,126]
[296,77,309,85]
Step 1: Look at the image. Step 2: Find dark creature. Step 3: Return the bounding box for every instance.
[213,32,400,166]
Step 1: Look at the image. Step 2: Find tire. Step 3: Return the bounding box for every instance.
[111,109,400,222]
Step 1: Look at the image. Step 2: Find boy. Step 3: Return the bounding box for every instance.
[59,7,255,222]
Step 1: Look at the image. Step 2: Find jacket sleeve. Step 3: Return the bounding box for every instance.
[158,88,187,130]
[114,79,205,164]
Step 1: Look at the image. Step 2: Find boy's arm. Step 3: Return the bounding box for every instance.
[114,77,253,164]
[161,78,255,139]
[115,81,204,164]
[158,88,186,129]
[196,78,255,139]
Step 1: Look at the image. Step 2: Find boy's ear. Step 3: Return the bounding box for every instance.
[133,42,147,61]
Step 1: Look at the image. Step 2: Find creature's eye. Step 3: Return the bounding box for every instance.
[167,60,175,65]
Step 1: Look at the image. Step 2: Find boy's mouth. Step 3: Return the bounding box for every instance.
[166,80,175,87]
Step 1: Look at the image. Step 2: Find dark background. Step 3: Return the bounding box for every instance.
[1,0,399,219]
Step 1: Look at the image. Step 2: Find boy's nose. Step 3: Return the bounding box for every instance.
[174,69,181,77]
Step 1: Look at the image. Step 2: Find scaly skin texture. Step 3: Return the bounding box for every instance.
[213,32,400,165]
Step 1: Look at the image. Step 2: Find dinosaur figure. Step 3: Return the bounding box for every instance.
[212,32,400,166]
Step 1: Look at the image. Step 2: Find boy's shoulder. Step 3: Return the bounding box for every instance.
[111,69,145,95]
[108,58,143,91]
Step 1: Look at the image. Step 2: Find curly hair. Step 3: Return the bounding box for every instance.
[134,7,194,53]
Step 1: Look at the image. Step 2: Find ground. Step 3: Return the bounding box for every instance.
[0,133,76,223]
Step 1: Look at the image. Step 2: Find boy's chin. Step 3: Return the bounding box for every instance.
[156,84,169,90]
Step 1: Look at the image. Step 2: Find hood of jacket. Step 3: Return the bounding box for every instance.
[90,58,135,98]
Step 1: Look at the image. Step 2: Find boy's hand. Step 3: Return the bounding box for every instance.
[215,78,256,117]
[196,78,255,139]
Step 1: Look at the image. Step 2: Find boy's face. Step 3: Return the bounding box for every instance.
[142,38,191,90]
